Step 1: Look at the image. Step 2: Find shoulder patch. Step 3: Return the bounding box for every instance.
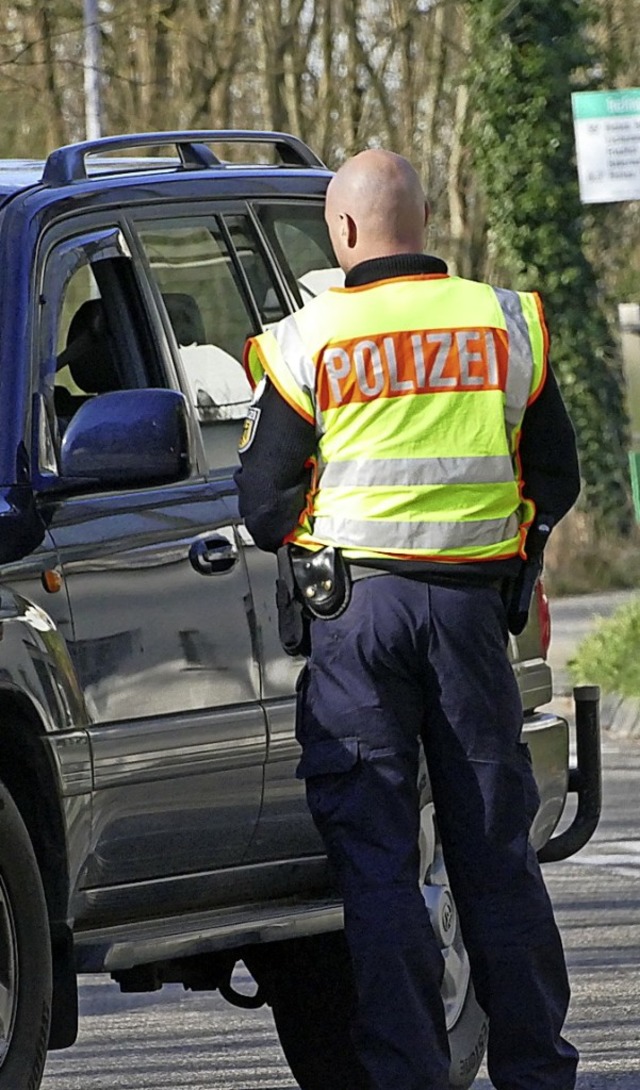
[238,405,261,453]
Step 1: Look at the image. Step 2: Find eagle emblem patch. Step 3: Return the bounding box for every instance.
[238,405,261,453]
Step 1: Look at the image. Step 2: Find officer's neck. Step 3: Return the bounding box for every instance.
[344,253,448,288]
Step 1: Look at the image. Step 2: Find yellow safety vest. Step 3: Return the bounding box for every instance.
[244,274,547,563]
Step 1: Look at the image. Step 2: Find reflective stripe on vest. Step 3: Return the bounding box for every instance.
[312,512,521,552]
[320,454,515,489]
[494,286,542,429]
[243,275,547,562]
[244,319,316,425]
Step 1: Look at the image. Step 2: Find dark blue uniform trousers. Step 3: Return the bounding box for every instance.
[295,575,578,1090]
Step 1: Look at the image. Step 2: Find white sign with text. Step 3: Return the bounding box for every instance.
[572,89,640,203]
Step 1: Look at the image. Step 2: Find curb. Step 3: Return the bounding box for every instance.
[600,692,640,739]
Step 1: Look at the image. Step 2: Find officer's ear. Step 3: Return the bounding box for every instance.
[343,212,358,250]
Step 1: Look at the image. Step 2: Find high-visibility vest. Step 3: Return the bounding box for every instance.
[244,274,548,563]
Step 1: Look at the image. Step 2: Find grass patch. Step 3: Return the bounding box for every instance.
[569,596,640,697]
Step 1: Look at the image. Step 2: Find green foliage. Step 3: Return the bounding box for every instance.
[1,1,637,535]
[467,0,632,533]
[570,596,640,696]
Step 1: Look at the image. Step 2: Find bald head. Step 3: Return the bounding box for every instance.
[325,149,428,272]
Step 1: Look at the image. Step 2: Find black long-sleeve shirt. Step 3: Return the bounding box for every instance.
[235,254,580,583]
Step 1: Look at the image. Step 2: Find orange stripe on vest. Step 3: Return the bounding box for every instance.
[316,327,509,410]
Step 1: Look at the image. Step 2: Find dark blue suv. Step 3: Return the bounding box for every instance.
[0,131,600,1090]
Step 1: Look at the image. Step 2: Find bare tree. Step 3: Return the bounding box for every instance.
[3,0,636,294]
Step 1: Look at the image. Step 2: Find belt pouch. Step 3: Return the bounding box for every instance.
[290,545,351,619]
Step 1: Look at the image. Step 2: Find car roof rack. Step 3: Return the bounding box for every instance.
[42,130,326,186]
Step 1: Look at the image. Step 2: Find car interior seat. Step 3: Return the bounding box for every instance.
[54,298,120,426]
[162,292,207,348]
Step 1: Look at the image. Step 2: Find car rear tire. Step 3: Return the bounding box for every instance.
[263,931,368,1090]
[0,779,52,1089]
[267,800,488,1090]
[419,801,488,1087]
[267,927,486,1090]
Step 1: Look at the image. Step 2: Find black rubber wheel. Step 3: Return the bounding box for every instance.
[418,804,488,1088]
[0,779,52,1089]
[257,932,369,1090]
[265,930,487,1090]
[262,799,488,1089]
[447,976,488,1087]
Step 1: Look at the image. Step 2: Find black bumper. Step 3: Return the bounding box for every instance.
[537,685,602,863]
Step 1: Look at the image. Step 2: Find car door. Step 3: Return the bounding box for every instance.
[230,200,345,865]
[34,219,266,921]
[129,200,336,872]
[128,203,302,867]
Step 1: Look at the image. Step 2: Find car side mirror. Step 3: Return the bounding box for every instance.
[59,389,191,484]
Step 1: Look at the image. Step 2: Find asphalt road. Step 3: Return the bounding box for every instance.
[40,592,640,1089]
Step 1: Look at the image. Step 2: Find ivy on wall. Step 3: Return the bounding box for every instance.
[467,0,632,533]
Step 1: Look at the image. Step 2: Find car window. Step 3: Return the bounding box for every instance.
[254,203,344,305]
[37,227,155,475]
[135,215,286,471]
[223,214,289,327]
[53,264,109,430]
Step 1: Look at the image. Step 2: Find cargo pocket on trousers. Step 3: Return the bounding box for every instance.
[296,738,361,834]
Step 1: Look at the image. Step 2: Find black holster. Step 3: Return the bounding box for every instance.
[276,547,310,657]
[505,556,543,636]
[505,515,554,636]
[289,545,351,620]
[275,544,352,656]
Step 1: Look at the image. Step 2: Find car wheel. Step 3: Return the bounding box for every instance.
[0,779,52,1089]
[419,800,488,1088]
[259,931,368,1090]
[267,799,488,1090]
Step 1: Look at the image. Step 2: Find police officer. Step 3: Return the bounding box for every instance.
[235,149,581,1090]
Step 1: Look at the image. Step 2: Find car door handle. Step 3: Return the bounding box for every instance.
[189,534,238,575]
